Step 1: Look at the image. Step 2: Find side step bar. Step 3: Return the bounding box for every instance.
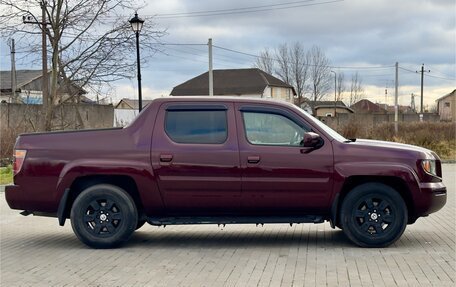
[147,215,325,226]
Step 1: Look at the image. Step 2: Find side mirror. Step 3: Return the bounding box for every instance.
[302,132,322,148]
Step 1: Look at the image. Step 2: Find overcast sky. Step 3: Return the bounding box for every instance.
[1,0,455,108]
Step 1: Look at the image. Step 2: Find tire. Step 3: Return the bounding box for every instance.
[136,219,146,230]
[70,184,138,249]
[340,183,407,248]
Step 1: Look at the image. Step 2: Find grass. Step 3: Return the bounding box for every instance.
[0,165,13,185]
[335,121,456,160]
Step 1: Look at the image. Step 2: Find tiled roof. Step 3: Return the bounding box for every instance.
[350,99,387,113]
[0,70,44,90]
[170,68,296,96]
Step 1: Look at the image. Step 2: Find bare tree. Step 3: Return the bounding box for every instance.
[275,43,291,84]
[289,42,309,104]
[349,72,365,106]
[254,48,275,75]
[254,43,330,105]
[0,0,164,131]
[336,72,345,102]
[307,45,331,102]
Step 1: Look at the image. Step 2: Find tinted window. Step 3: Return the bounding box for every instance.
[243,112,305,146]
[165,110,228,144]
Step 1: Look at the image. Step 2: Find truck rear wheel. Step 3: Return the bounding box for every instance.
[340,183,407,248]
[70,184,138,248]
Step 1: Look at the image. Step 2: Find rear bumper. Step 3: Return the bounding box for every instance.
[4,184,25,210]
[416,182,447,216]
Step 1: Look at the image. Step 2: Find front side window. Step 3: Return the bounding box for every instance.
[165,110,227,144]
[242,112,306,146]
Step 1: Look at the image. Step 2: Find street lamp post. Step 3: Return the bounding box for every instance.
[330,71,337,117]
[129,13,144,112]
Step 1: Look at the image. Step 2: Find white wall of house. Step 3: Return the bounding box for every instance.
[0,95,11,103]
[437,94,455,121]
[263,86,293,103]
[114,109,139,127]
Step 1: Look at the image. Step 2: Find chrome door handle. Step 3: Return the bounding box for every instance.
[160,154,173,162]
[247,155,260,164]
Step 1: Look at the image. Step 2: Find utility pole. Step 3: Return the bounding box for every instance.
[9,39,17,103]
[416,64,430,114]
[24,2,49,129]
[330,71,336,117]
[41,1,49,121]
[410,93,416,112]
[394,62,399,134]
[208,38,213,96]
[384,88,387,106]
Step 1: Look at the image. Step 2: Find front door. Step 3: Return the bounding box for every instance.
[235,103,334,216]
[151,102,241,216]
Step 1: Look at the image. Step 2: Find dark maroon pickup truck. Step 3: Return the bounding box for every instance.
[5,97,447,248]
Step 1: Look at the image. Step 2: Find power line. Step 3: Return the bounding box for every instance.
[162,51,240,69]
[155,0,327,16]
[426,66,455,78]
[98,0,344,20]
[213,44,395,70]
[155,0,344,19]
[398,66,416,73]
[425,74,455,81]
[158,43,206,46]
[400,66,455,80]
[162,45,248,68]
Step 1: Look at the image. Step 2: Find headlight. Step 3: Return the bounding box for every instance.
[422,160,437,176]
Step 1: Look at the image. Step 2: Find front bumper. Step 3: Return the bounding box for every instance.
[416,182,447,216]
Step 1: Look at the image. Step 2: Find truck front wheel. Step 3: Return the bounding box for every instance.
[340,183,407,248]
[70,184,138,248]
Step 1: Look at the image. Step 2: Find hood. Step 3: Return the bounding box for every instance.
[344,139,440,161]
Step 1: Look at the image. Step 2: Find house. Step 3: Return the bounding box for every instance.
[115,98,154,110]
[170,68,296,104]
[300,100,354,117]
[0,69,88,104]
[350,99,387,114]
[114,98,155,127]
[380,104,415,114]
[436,89,455,121]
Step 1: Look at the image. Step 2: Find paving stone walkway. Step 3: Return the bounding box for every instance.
[1,165,454,286]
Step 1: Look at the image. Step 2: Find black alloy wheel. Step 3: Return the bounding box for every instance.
[340,183,407,247]
[83,198,123,237]
[71,184,138,248]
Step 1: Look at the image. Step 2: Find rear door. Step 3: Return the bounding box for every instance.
[151,102,241,215]
[235,103,334,216]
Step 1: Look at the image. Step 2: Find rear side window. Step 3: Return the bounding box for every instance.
[165,110,228,144]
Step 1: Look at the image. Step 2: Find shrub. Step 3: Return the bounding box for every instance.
[334,121,455,160]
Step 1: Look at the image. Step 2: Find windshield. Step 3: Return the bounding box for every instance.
[293,107,347,142]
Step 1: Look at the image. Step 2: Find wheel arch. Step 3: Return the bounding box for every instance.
[58,175,143,226]
[333,176,416,227]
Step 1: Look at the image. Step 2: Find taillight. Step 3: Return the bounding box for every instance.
[13,149,27,176]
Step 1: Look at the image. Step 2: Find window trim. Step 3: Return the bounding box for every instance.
[164,109,229,145]
[166,104,228,111]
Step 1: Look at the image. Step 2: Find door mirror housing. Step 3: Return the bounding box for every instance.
[302,132,323,148]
